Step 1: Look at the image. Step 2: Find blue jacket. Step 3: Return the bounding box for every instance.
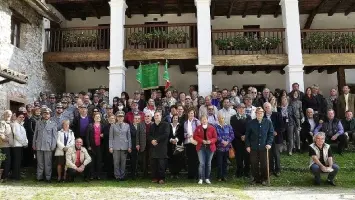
[245,118,274,151]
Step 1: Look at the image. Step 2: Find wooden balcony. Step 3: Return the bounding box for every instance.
[211,28,287,66]
[301,29,355,66]
[124,23,198,60]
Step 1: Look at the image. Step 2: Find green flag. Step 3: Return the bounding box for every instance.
[141,63,159,89]
[136,62,142,85]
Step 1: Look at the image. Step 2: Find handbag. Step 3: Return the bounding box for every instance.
[173,143,185,156]
[229,147,235,159]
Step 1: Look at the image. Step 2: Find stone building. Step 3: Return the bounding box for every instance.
[0,0,64,115]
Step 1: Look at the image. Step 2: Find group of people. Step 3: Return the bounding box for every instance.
[1,83,354,186]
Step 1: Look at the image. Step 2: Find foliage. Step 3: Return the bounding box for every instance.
[63,31,98,45]
[0,149,6,162]
[128,29,189,45]
[302,32,355,49]
[214,35,282,51]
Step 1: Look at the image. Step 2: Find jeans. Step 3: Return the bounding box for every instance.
[197,145,214,180]
[216,150,228,179]
[310,163,339,183]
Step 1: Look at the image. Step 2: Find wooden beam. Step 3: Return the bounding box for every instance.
[257,2,267,18]
[124,48,198,61]
[160,0,164,17]
[141,0,148,17]
[227,0,237,18]
[227,67,233,75]
[303,54,355,66]
[92,62,101,70]
[126,6,132,18]
[77,63,88,70]
[211,0,216,19]
[177,0,183,16]
[305,68,315,74]
[44,50,109,62]
[328,0,343,16]
[179,62,185,74]
[327,68,338,74]
[273,5,280,18]
[88,2,100,19]
[239,70,244,74]
[212,69,217,75]
[280,69,285,74]
[337,66,346,92]
[252,68,257,74]
[345,2,355,16]
[65,63,76,70]
[265,68,272,74]
[213,55,288,66]
[242,2,248,18]
[317,67,327,73]
[304,0,329,29]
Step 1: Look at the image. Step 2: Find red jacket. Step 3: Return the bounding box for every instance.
[124,111,144,124]
[193,125,217,152]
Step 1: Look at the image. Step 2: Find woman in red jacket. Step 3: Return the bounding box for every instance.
[193,115,217,185]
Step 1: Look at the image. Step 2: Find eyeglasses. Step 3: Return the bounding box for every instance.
[251,92,257,94]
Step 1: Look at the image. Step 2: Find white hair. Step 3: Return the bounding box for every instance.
[306,108,314,113]
[313,132,325,142]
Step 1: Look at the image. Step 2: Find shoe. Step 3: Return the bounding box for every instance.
[119,178,126,181]
[57,179,61,183]
[205,179,211,184]
[198,179,203,184]
[158,180,165,184]
[46,180,51,183]
[97,177,101,180]
[327,180,336,186]
[288,152,292,156]
[90,177,94,180]
[152,179,158,183]
[314,180,320,186]
[250,180,256,185]
[217,179,222,182]
[116,178,120,182]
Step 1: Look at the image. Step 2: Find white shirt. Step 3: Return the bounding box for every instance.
[185,119,194,144]
[170,123,179,143]
[308,118,316,132]
[218,107,237,125]
[345,93,349,111]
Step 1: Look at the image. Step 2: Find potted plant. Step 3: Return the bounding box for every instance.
[215,37,234,50]
[63,31,98,46]
[0,149,6,179]
[167,29,189,44]
[128,31,147,46]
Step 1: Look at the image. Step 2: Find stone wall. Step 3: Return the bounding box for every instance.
[0,0,65,115]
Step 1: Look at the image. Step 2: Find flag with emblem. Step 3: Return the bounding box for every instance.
[163,59,170,90]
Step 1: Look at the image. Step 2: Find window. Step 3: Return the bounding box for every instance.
[243,25,260,38]
[11,17,21,48]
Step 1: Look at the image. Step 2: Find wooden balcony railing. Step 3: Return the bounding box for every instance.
[212,29,285,55]
[124,23,197,49]
[44,26,110,52]
[301,29,355,54]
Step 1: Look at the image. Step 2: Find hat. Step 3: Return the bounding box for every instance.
[79,104,87,108]
[106,104,113,109]
[132,100,139,105]
[33,105,41,109]
[116,111,125,117]
[42,108,51,113]
[93,108,100,112]
[61,99,68,103]
[99,85,106,89]
[74,94,79,98]
[49,94,56,98]
[40,92,46,96]
[56,103,63,108]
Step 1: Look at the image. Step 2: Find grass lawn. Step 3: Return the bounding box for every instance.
[0,150,354,199]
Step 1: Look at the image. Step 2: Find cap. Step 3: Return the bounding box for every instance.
[49,94,56,98]
[61,99,68,103]
[116,111,125,117]
[99,85,106,89]
[42,107,51,113]
[106,104,113,109]
[93,108,100,112]
[56,103,63,108]
[79,104,87,108]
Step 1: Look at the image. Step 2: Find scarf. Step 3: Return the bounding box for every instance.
[235,113,246,120]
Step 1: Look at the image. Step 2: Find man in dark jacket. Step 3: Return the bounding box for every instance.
[263,102,284,177]
[148,111,169,184]
[72,105,93,147]
[230,103,251,178]
[129,114,143,179]
[245,107,274,186]
[341,110,355,144]
[301,108,320,150]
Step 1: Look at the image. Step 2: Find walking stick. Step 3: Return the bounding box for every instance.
[266,148,270,185]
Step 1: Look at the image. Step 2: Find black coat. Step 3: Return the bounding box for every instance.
[148,121,170,159]
[230,115,252,143]
[264,112,285,144]
[167,123,184,157]
[72,115,93,146]
[86,123,104,154]
[301,116,320,136]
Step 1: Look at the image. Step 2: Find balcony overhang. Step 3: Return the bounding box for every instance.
[24,0,61,23]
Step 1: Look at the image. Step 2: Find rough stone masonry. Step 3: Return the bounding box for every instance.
[0,0,65,115]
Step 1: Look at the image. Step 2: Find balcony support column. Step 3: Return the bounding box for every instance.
[109,0,127,104]
[195,0,213,97]
[281,0,304,92]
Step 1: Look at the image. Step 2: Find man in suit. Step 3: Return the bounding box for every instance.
[148,111,170,184]
[301,108,320,150]
[137,112,152,177]
[129,114,143,179]
[66,138,92,182]
[337,85,355,119]
[32,108,58,182]
[263,102,284,177]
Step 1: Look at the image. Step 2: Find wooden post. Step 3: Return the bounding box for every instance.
[337,66,346,93]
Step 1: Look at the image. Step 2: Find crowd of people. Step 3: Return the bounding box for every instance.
[1,83,354,186]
